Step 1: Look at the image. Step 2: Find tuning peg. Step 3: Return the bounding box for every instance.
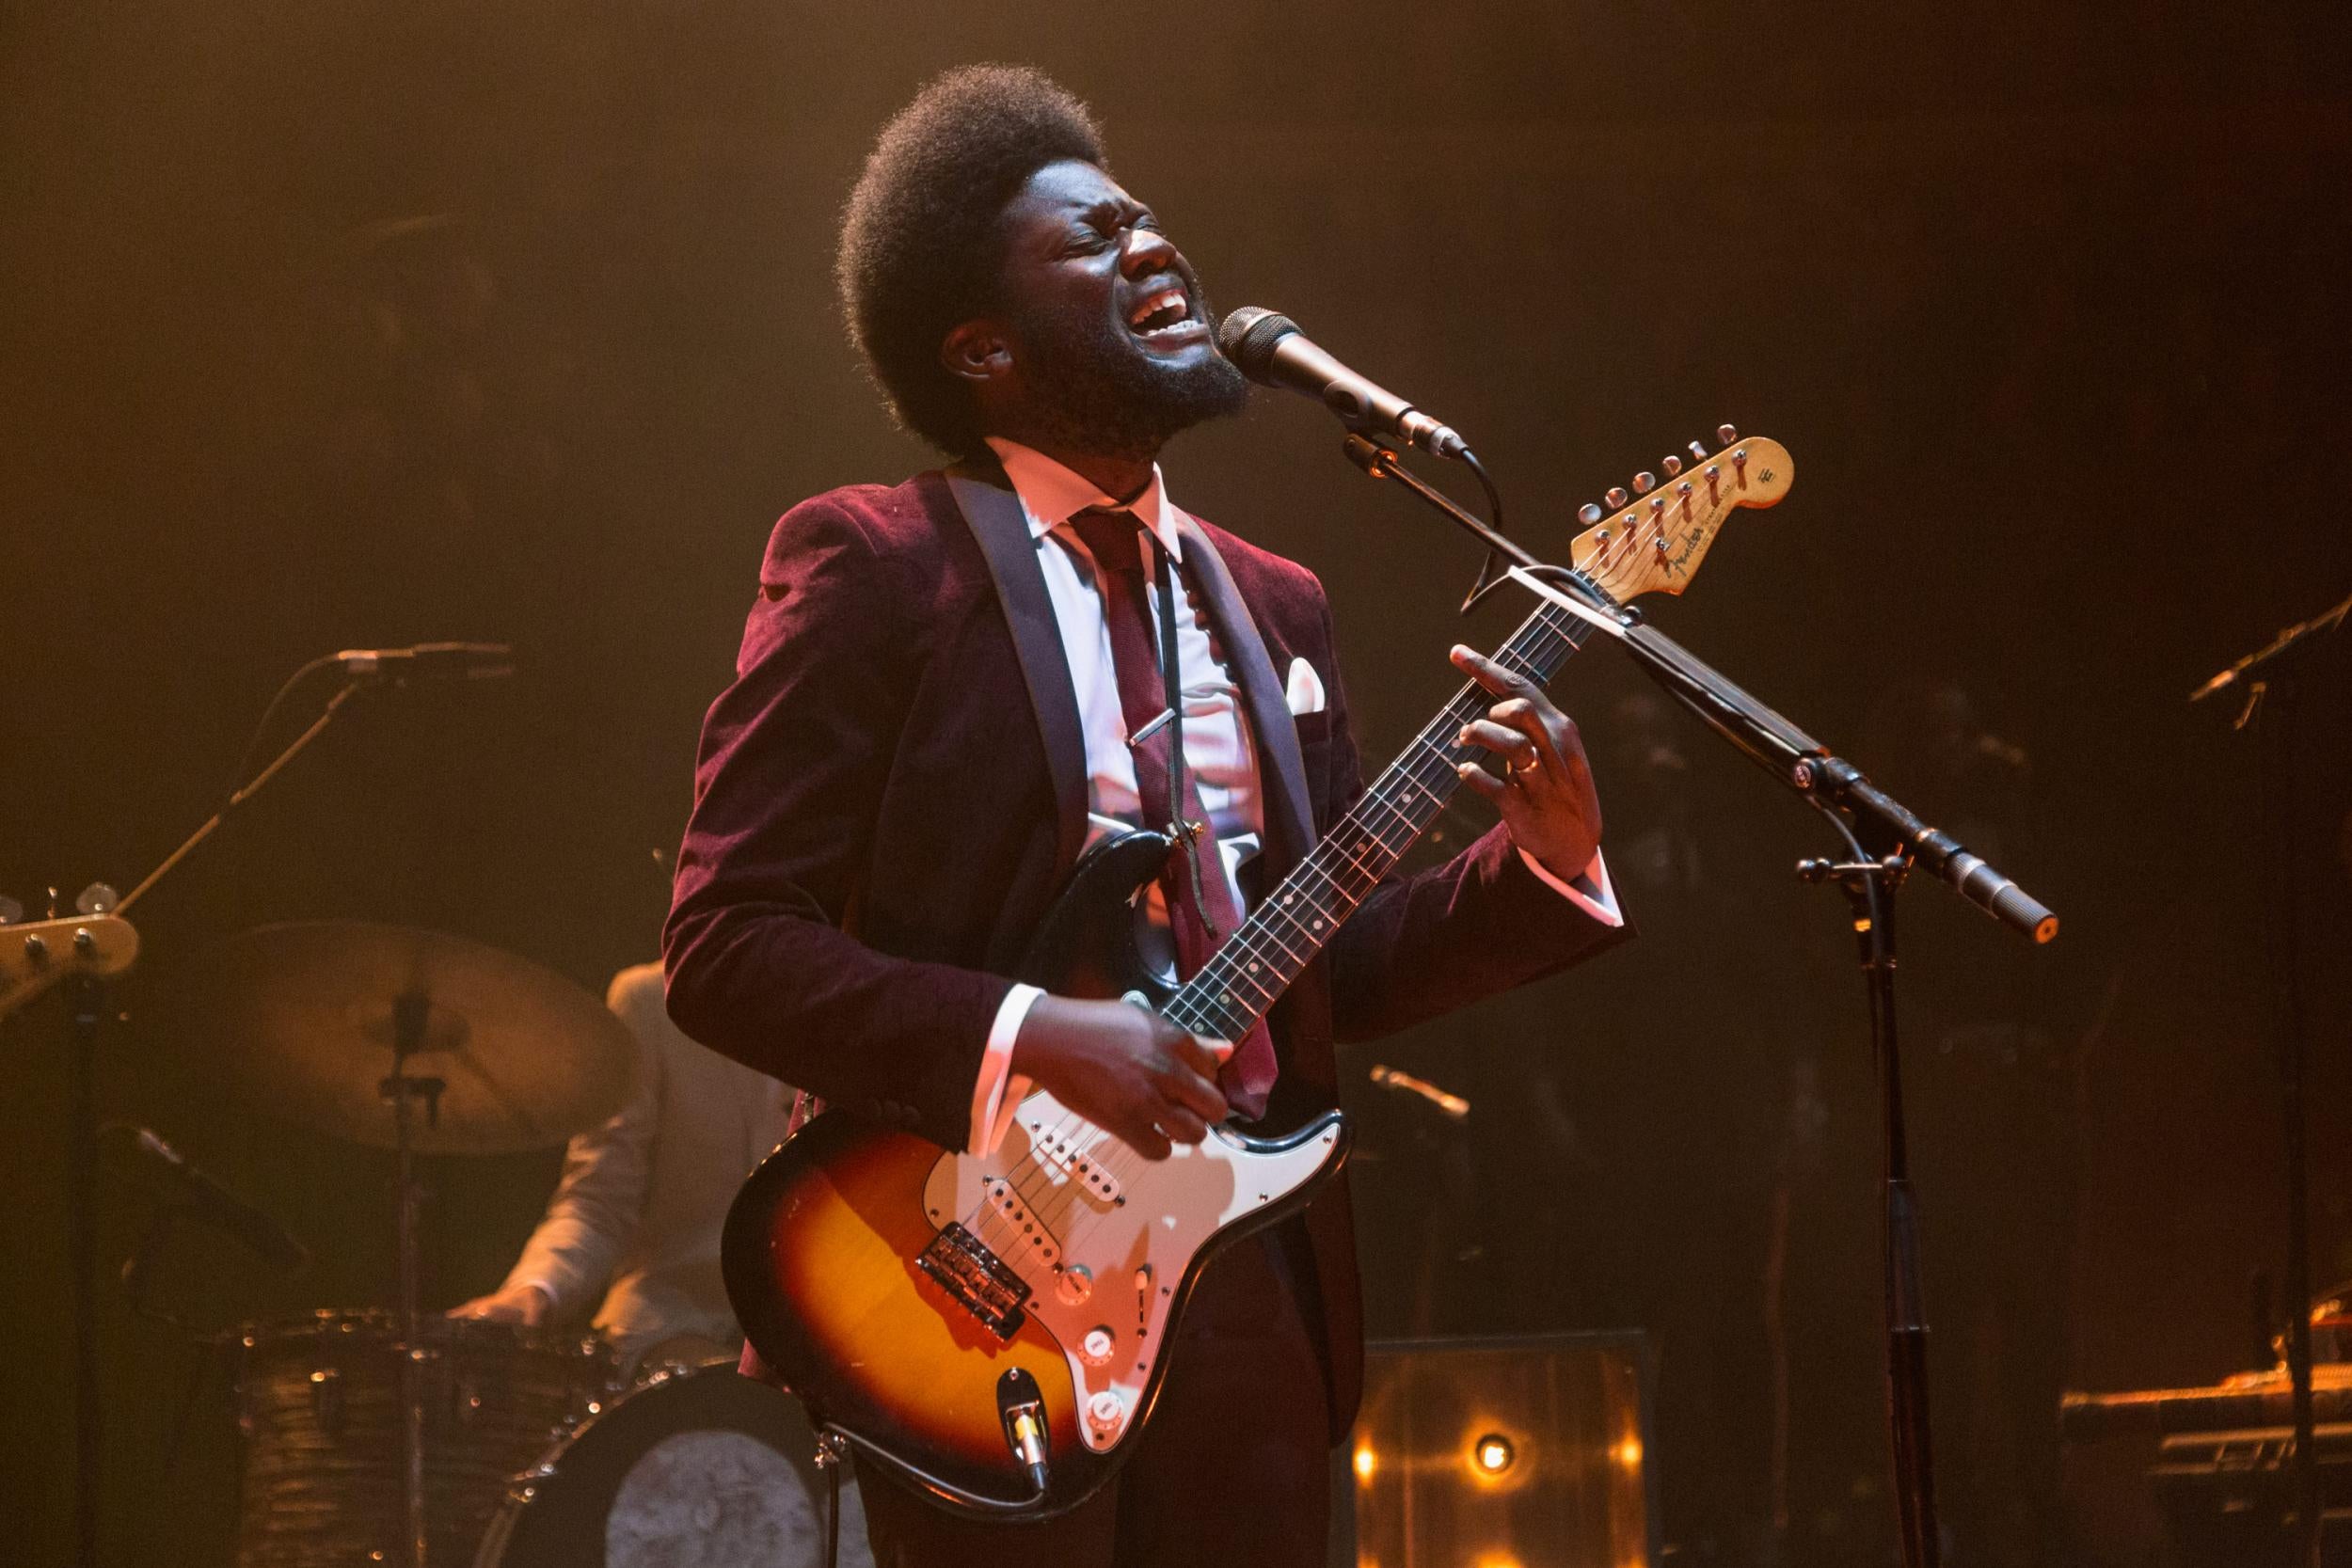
[1661,455,1682,478]
[1716,423,1738,445]
[1689,440,1708,460]
[75,882,119,916]
[0,895,20,927]
[1632,471,1656,495]
[1576,502,1602,525]
[1605,486,1629,508]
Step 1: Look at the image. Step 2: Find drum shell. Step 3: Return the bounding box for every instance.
[231,1308,610,1568]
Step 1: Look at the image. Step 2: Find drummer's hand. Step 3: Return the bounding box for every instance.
[448,1282,550,1327]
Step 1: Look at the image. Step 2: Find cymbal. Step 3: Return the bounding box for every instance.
[188,921,634,1155]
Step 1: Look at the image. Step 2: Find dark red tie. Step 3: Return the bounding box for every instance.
[1069,509,1277,1118]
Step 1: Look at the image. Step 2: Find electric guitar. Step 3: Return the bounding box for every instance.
[721,431,1794,1517]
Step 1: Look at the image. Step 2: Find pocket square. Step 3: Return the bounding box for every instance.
[1284,656,1327,717]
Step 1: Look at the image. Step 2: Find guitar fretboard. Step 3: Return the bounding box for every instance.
[1163,594,1594,1045]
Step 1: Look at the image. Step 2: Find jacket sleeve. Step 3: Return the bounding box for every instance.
[662,498,1013,1149]
[1314,594,1630,1042]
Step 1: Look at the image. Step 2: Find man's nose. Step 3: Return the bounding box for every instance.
[1121,226,1180,277]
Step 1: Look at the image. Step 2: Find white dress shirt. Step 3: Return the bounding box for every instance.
[965,438,1619,1153]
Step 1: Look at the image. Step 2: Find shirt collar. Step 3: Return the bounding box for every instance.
[983,436,1184,562]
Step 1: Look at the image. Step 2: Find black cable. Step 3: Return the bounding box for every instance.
[215,654,345,808]
[1458,446,1506,534]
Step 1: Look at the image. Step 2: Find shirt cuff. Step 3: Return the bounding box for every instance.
[502,1277,560,1313]
[1518,846,1624,928]
[971,983,1042,1156]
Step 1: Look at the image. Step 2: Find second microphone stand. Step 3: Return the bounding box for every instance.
[1343,434,2057,1568]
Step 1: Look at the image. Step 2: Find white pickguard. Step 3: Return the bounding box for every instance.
[920,1091,1342,1452]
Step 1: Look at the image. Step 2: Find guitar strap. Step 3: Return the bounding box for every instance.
[1145,533,1214,912]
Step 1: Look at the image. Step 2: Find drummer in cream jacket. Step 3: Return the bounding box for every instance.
[453,961,795,1359]
[452,961,871,1559]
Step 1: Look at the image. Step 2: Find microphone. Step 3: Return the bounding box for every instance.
[335,642,516,681]
[1216,307,1470,461]
[124,1128,310,1271]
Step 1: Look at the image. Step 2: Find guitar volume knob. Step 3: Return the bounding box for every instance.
[1056,1265,1094,1306]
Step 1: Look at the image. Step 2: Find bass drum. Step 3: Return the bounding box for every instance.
[475,1361,872,1568]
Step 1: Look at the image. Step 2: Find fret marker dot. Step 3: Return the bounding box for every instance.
[1313,918,1326,929]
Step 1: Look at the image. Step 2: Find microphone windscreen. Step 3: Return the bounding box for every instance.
[1214,307,1297,382]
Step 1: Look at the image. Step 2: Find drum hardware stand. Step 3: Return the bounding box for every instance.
[1339,432,2058,1568]
[813,1429,850,1568]
[2191,585,2350,1568]
[385,986,444,1568]
[68,966,108,1568]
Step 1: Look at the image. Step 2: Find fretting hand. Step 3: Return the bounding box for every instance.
[1450,644,1605,881]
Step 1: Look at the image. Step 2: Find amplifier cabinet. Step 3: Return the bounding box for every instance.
[1343,1332,1657,1568]
[2153,1422,2352,1566]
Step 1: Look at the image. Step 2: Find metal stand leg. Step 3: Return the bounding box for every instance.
[1803,848,1941,1568]
[384,988,442,1568]
[70,975,105,1568]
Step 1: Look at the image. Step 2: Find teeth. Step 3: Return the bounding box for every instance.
[1131,289,1187,330]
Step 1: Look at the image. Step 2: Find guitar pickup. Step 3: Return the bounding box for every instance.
[917,1222,1032,1342]
[1024,1121,1124,1205]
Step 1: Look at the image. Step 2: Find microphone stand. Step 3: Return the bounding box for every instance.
[56,644,488,1568]
[1342,435,2058,1568]
[2191,588,2350,1568]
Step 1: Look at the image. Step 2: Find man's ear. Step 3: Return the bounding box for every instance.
[940,319,1013,386]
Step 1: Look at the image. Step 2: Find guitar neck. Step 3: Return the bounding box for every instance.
[1164,594,1593,1045]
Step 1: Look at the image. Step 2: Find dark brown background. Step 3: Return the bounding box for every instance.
[3,3,2347,1562]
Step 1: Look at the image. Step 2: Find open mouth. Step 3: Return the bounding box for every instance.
[1126,286,1197,341]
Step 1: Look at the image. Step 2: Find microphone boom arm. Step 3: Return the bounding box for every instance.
[1339,435,2058,945]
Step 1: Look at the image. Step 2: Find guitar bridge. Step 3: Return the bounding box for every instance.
[917,1222,1031,1341]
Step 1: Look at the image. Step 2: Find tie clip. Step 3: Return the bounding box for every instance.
[1127,706,1178,747]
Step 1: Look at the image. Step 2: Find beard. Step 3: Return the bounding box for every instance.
[1006,290,1250,463]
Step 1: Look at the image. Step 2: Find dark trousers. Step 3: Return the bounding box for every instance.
[860,1231,1334,1568]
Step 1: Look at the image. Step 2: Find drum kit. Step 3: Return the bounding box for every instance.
[122,918,845,1568]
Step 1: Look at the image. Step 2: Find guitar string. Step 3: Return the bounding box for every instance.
[1005,600,1593,1253]
[1002,663,1519,1219]
[983,598,1589,1241]
[1012,536,1688,1264]
[967,595,1589,1252]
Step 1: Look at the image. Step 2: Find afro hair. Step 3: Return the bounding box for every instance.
[837,65,1108,455]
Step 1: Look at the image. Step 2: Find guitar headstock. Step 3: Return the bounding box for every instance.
[0,912,140,1019]
[1568,426,1792,602]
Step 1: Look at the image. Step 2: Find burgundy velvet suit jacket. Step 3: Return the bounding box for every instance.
[663,464,1627,1434]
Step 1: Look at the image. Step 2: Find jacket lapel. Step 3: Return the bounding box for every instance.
[945,467,1091,886]
[1172,514,1315,877]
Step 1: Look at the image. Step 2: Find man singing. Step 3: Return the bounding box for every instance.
[664,65,1625,1566]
